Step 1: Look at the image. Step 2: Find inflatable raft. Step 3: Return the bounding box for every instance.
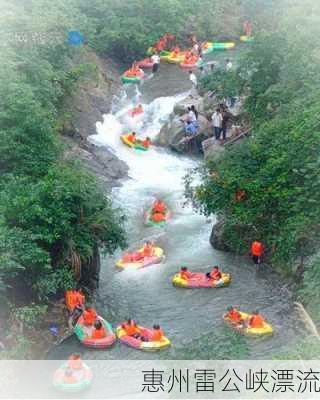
[159,51,171,62]
[144,208,171,227]
[129,106,144,118]
[167,51,189,64]
[53,362,92,393]
[120,134,149,151]
[121,68,145,84]
[180,56,200,69]
[116,247,164,269]
[212,42,235,50]
[223,311,273,337]
[240,35,254,43]
[173,272,231,288]
[116,325,171,351]
[137,58,153,69]
[74,316,116,348]
[201,42,214,55]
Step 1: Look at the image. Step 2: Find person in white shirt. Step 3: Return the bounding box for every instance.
[189,70,198,98]
[212,109,222,140]
[226,59,233,71]
[151,53,160,73]
[189,70,197,86]
[187,107,197,123]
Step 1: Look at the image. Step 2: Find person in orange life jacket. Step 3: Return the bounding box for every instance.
[150,324,164,341]
[226,307,243,324]
[142,137,151,148]
[180,266,193,280]
[91,320,106,339]
[248,311,265,328]
[141,241,154,257]
[127,132,136,143]
[68,353,83,370]
[206,266,222,280]
[69,302,84,328]
[64,368,77,384]
[171,45,180,56]
[251,241,264,265]
[131,104,143,117]
[122,319,141,338]
[83,307,97,326]
[152,200,167,214]
[152,212,166,223]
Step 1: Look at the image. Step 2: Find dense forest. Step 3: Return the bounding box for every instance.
[187,0,320,328]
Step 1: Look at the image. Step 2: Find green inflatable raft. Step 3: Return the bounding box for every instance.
[53,362,92,393]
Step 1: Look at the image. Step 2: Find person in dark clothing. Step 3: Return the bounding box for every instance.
[221,109,232,141]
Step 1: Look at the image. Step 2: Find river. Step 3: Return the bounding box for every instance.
[51,52,306,360]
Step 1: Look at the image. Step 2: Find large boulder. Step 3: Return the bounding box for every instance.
[156,114,210,154]
[202,93,219,115]
[202,137,225,161]
[173,96,204,116]
[209,220,232,252]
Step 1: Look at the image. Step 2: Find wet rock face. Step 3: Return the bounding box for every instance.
[202,137,225,161]
[157,114,210,154]
[209,220,232,252]
[61,50,128,188]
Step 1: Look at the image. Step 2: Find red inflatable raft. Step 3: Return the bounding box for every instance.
[137,58,153,69]
[74,316,116,349]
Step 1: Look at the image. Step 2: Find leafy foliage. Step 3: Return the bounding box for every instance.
[186,0,320,285]
[0,1,128,305]
[78,0,247,63]
[1,164,126,300]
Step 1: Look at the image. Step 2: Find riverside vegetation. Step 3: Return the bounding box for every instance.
[186,0,320,357]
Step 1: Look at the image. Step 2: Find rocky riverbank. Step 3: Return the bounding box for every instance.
[61,49,128,188]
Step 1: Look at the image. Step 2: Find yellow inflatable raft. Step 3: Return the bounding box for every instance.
[172,272,231,288]
[116,247,164,270]
[121,134,135,148]
[223,311,273,337]
[116,325,171,351]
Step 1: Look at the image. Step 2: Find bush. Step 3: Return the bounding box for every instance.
[12,304,48,330]
[1,163,126,300]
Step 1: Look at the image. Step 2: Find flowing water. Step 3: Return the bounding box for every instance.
[51,54,306,360]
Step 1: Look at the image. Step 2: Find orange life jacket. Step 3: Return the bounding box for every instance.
[123,322,139,336]
[227,309,242,322]
[152,212,166,222]
[83,309,97,325]
[141,244,154,257]
[65,290,84,311]
[150,329,164,342]
[249,314,264,328]
[64,374,77,384]
[152,201,166,214]
[142,138,151,148]
[131,105,143,117]
[92,327,106,339]
[180,270,193,280]
[210,270,222,280]
[251,241,264,256]
[127,134,136,143]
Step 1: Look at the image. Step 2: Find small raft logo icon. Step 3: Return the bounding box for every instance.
[68,31,84,46]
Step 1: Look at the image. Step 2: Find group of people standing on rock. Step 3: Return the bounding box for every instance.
[211,105,233,142]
